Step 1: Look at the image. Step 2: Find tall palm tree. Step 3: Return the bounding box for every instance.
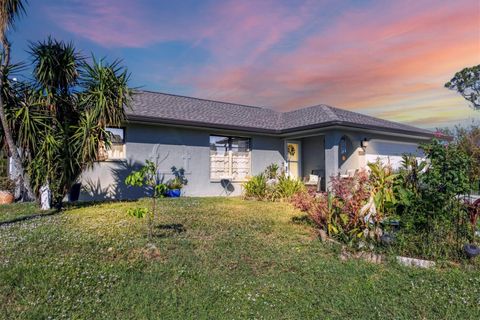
[12,38,132,208]
[0,1,132,207]
[0,0,34,199]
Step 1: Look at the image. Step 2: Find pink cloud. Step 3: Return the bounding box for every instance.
[188,0,480,128]
[48,0,479,127]
[50,0,312,52]
[49,0,197,47]
[192,0,316,66]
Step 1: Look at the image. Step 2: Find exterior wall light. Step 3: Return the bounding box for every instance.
[361,138,369,149]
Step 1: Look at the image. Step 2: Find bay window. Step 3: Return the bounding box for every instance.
[210,135,251,181]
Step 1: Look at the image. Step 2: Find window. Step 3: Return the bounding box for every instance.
[98,127,126,160]
[210,135,251,181]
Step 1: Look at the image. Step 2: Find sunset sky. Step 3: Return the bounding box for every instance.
[9,0,480,129]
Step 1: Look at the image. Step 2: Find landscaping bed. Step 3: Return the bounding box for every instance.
[1,198,479,319]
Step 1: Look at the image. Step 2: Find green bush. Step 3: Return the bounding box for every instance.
[273,175,306,200]
[167,177,184,190]
[291,140,476,261]
[243,174,268,200]
[394,140,473,261]
[243,172,305,201]
[367,161,398,219]
[264,163,280,179]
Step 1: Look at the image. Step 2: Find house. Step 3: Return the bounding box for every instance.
[80,90,433,200]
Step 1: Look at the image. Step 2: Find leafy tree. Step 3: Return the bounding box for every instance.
[125,160,168,239]
[397,140,473,260]
[445,65,480,110]
[440,123,480,190]
[0,0,34,199]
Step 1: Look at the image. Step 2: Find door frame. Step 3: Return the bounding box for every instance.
[285,140,302,179]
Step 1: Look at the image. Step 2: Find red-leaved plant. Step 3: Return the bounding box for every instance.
[291,170,372,242]
[330,170,371,228]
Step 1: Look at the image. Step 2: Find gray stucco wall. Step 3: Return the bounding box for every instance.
[301,136,325,177]
[79,122,430,200]
[322,129,427,187]
[80,123,284,200]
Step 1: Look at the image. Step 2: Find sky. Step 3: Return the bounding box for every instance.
[8,0,480,129]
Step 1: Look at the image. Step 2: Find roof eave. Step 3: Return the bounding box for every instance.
[126,115,434,139]
[281,121,434,138]
[126,114,280,134]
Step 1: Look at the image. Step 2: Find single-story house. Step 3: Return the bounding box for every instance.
[80,90,433,200]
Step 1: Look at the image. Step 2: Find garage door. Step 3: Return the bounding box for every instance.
[366,140,423,169]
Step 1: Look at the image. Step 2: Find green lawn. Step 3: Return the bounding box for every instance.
[0,202,54,223]
[1,198,479,319]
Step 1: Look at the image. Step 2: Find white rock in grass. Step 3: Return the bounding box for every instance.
[396,256,435,268]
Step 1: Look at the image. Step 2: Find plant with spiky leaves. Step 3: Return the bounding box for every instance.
[2,37,132,208]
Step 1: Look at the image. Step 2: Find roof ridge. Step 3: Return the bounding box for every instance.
[321,105,340,121]
[326,104,431,131]
[136,89,278,112]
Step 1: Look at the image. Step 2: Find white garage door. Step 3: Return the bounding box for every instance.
[366,140,423,169]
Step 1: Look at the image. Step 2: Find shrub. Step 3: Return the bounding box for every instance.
[167,177,184,190]
[264,163,280,179]
[440,123,480,190]
[273,175,306,200]
[170,166,188,187]
[367,161,399,219]
[243,171,306,201]
[243,174,268,200]
[290,140,476,261]
[292,191,333,233]
[292,171,373,244]
[394,140,473,260]
[327,171,373,242]
[291,189,316,212]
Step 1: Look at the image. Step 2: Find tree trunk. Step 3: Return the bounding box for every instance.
[0,37,34,201]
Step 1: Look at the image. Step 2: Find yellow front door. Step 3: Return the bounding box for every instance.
[287,142,300,179]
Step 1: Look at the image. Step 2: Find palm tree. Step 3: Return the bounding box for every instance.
[12,38,132,208]
[0,0,34,199]
[0,1,132,208]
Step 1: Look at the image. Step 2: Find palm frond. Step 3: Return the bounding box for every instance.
[79,56,132,127]
[0,0,26,42]
[14,89,48,154]
[29,37,81,96]
[70,109,108,168]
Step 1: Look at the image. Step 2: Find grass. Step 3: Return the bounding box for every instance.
[1,197,479,319]
[0,202,54,223]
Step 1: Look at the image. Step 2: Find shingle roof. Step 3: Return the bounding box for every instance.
[127,90,433,137]
[129,90,281,131]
